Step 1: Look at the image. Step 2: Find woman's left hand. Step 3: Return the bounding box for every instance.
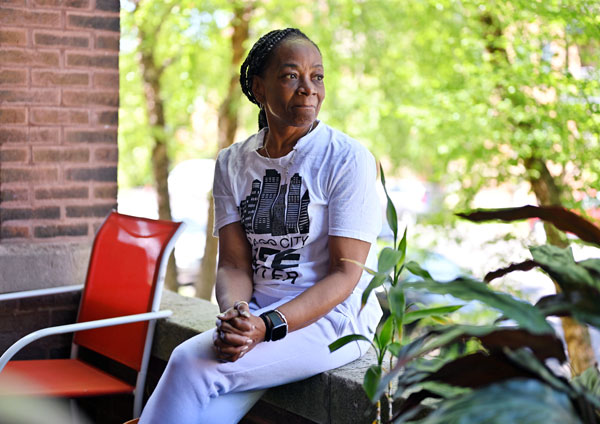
[213,302,266,362]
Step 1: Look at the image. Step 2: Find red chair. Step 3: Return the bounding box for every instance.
[0,211,184,418]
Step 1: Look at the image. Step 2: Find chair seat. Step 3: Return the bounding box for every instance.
[0,359,134,397]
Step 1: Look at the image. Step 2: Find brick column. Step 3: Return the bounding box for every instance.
[0,0,120,290]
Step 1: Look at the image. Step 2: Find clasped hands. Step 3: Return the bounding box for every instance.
[213,301,266,362]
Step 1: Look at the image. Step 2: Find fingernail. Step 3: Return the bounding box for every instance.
[215,319,222,327]
[241,311,251,318]
[217,314,225,319]
[240,351,245,358]
[241,345,249,351]
[220,331,225,340]
[245,338,253,345]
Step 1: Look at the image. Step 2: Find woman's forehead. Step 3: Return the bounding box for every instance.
[269,38,322,68]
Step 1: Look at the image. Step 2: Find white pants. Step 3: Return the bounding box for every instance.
[139,292,381,424]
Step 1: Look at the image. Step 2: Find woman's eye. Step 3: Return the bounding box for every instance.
[314,75,324,81]
[285,74,297,79]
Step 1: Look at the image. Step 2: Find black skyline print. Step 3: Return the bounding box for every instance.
[239,170,310,236]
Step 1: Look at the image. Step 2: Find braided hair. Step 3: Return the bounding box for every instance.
[240,28,320,130]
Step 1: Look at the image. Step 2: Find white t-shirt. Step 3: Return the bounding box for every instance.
[213,122,381,304]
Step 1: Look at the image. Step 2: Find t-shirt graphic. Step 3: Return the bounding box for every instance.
[238,169,310,282]
[239,169,310,236]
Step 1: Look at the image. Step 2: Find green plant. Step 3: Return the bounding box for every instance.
[380,205,600,423]
[329,166,462,423]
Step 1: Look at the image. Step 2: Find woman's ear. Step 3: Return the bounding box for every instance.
[251,76,265,106]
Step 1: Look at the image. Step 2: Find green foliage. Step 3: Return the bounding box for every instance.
[572,367,600,399]
[407,379,582,424]
[330,166,462,410]
[405,278,553,334]
[388,207,600,423]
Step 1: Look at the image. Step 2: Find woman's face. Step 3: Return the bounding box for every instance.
[252,38,325,130]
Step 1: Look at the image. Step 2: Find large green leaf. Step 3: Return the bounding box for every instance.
[579,259,600,280]
[505,348,600,412]
[360,273,389,310]
[403,305,463,324]
[363,364,383,402]
[456,205,600,246]
[400,379,582,424]
[377,325,501,401]
[406,278,553,334]
[387,342,403,356]
[572,366,600,399]
[405,261,433,280]
[378,315,395,350]
[328,334,375,353]
[536,293,600,329]
[530,245,600,292]
[380,165,398,243]
[397,227,407,261]
[393,332,568,421]
[377,247,405,274]
[388,284,405,322]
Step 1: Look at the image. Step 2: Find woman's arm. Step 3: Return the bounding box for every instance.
[215,234,370,362]
[277,235,370,332]
[215,222,254,312]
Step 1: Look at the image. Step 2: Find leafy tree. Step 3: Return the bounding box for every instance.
[120,0,233,289]
[320,0,600,375]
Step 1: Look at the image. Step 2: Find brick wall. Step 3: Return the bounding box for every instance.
[0,290,80,360]
[0,0,120,242]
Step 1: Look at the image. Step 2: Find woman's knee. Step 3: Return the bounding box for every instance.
[167,330,216,372]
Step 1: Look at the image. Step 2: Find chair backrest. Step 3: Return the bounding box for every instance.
[73,211,182,371]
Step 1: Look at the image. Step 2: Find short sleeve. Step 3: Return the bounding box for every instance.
[328,147,381,243]
[212,150,240,237]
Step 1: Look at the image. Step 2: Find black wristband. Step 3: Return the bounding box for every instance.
[260,310,287,342]
[259,312,273,341]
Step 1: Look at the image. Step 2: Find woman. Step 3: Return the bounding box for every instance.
[138,28,382,423]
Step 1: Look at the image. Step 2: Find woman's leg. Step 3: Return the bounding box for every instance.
[139,308,369,424]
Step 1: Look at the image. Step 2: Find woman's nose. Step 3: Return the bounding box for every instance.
[297,76,315,95]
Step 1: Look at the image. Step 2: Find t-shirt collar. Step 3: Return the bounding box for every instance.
[253,121,323,153]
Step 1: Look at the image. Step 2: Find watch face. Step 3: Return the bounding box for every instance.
[271,322,287,341]
[266,311,287,341]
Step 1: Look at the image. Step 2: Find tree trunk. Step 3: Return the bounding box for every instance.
[195,4,253,300]
[525,157,596,375]
[136,12,178,291]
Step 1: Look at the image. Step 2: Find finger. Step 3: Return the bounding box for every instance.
[216,306,240,321]
[214,338,250,361]
[218,342,249,357]
[218,321,246,336]
[234,301,252,319]
[225,317,255,333]
[218,329,254,347]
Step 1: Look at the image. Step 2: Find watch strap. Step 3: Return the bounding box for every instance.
[260,310,287,342]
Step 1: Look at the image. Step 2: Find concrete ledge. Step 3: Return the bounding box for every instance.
[0,242,91,293]
[156,291,379,423]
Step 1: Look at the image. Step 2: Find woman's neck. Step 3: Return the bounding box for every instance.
[263,121,315,158]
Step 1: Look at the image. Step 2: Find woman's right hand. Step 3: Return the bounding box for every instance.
[213,302,266,362]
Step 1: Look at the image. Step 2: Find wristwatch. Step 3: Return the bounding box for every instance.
[260,310,288,341]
